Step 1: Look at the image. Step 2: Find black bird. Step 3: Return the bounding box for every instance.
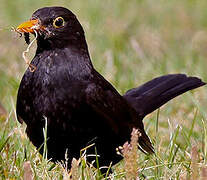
[16,7,205,168]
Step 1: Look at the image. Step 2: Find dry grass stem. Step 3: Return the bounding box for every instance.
[23,161,33,180]
[201,165,207,180]
[191,145,199,180]
[11,27,37,72]
[121,128,140,180]
[22,30,37,72]
[70,158,80,180]
[0,102,7,117]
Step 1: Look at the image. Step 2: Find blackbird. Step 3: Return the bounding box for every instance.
[16,7,205,168]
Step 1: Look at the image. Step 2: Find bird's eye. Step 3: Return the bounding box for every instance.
[53,17,65,28]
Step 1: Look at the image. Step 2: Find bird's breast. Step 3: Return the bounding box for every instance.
[18,49,94,133]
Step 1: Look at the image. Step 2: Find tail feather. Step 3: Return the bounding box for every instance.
[124,74,205,154]
[138,129,154,154]
[124,74,205,118]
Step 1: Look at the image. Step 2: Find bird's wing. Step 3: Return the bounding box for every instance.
[84,75,154,153]
[84,70,146,136]
[85,81,135,136]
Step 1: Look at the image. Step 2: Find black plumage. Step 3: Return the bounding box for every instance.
[16,7,205,168]
[24,33,30,45]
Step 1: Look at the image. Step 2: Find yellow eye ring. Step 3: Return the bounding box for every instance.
[53,17,65,28]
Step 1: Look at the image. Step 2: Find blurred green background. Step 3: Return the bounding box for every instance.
[0,0,207,178]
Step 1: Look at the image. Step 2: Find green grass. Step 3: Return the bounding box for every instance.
[0,0,207,179]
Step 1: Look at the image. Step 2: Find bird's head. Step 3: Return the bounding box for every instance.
[17,7,86,50]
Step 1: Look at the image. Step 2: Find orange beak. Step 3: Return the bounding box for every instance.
[16,19,42,33]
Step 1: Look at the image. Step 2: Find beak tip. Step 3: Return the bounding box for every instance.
[16,19,39,33]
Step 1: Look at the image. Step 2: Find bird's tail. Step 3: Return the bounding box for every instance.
[124,74,205,118]
[123,74,205,154]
